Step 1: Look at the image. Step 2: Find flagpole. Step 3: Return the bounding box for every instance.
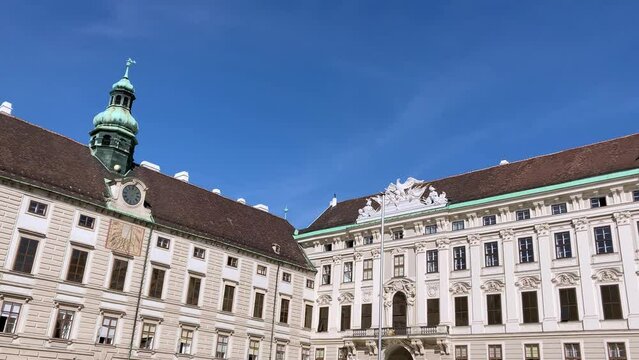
[377,194,386,360]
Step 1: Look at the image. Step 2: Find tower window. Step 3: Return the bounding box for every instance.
[115,95,122,105]
[123,97,129,107]
[110,96,115,105]
[102,135,111,146]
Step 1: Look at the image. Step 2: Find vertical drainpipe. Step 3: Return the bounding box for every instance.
[128,223,155,360]
[269,262,281,360]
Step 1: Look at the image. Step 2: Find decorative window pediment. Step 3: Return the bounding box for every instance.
[338,292,354,304]
[316,294,332,306]
[591,268,623,283]
[551,272,580,286]
[383,278,416,307]
[515,276,541,290]
[449,282,471,295]
[480,279,505,293]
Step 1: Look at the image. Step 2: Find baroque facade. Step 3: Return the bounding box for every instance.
[297,137,639,360]
[0,63,315,359]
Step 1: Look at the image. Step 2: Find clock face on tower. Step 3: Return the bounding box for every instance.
[122,184,142,206]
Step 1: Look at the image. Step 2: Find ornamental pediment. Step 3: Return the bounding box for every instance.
[357,177,448,223]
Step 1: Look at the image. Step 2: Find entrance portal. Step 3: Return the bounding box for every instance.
[385,345,413,360]
[392,292,407,335]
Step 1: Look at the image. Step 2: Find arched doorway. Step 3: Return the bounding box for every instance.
[385,345,413,360]
[392,292,407,335]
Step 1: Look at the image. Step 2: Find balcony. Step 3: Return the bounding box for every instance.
[348,325,448,338]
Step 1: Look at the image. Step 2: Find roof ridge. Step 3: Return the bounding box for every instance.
[0,113,89,148]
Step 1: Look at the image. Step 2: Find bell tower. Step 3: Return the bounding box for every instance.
[90,58,139,175]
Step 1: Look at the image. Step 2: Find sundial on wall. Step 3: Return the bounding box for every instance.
[105,219,144,256]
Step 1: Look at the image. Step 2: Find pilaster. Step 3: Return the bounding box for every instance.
[437,238,452,326]
[572,217,600,330]
[415,241,427,325]
[535,223,557,331]
[500,229,519,332]
[371,249,382,328]
[468,234,484,333]
[330,255,342,332]
[614,212,639,328]
[353,251,364,329]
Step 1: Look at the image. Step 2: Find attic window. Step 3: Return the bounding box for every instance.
[272,243,281,255]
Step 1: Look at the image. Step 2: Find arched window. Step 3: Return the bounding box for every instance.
[123,97,129,107]
[102,135,111,146]
[115,95,122,105]
[392,292,407,333]
[110,96,114,105]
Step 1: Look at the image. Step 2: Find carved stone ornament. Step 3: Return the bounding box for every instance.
[426,284,439,297]
[480,279,505,293]
[499,229,514,241]
[365,340,377,355]
[316,294,332,306]
[414,241,427,253]
[468,234,481,246]
[436,237,450,250]
[356,178,448,223]
[551,272,580,286]
[362,290,372,303]
[390,247,407,255]
[572,217,589,231]
[438,339,450,355]
[410,339,426,356]
[613,211,632,225]
[354,251,363,261]
[592,268,623,283]
[449,282,471,295]
[371,248,381,259]
[515,276,541,290]
[344,341,356,360]
[534,223,550,236]
[383,278,416,307]
[338,292,354,304]
[332,255,342,264]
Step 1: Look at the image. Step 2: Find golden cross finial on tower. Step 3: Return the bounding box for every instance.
[123,58,136,78]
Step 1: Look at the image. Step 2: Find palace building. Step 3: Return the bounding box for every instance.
[0,63,315,359]
[296,133,639,360]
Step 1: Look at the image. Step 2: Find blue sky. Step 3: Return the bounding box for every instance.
[1,1,638,229]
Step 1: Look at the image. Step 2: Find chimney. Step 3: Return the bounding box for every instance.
[212,189,221,195]
[0,101,12,115]
[253,204,269,212]
[329,194,337,207]
[174,171,189,182]
[140,161,161,172]
[237,198,246,205]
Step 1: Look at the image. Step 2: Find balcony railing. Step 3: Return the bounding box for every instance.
[349,325,448,338]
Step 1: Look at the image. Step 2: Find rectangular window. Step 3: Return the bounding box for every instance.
[97,316,117,345]
[454,345,468,360]
[521,291,539,323]
[524,344,540,360]
[453,246,466,271]
[306,279,315,289]
[343,262,353,283]
[156,236,170,249]
[484,242,499,267]
[552,202,567,215]
[426,298,440,327]
[324,244,332,252]
[426,250,438,273]
[257,265,267,276]
[315,348,325,360]
[424,224,437,235]
[590,196,607,208]
[276,344,286,360]
[340,305,351,331]
[282,272,291,283]
[488,345,502,360]
[253,292,265,318]
[559,288,579,321]
[186,276,201,306]
[516,209,531,221]
[0,302,21,333]
[363,259,373,280]
[454,296,469,326]
[302,348,311,360]
[452,220,465,231]
[148,268,165,299]
[594,225,614,254]
[139,322,156,350]
[393,229,404,240]
[345,240,354,248]
[483,215,497,226]
[13,237,39,274]
[304,304,313,328]
[518,237,535,263]
[279,298,290,323]
[53,309,75,340]
[222,284,235,312]
[601,284,623,320]
[564,343,581,360]
[361,304,372,329]
[317,307,328,332]
[363,235,374,244]
[227,256,238,268]
[634,190,639,202]
[27,200,47,216]
[554,232,572,259]
[607,343,627,360]
[216,334,229,359]
[322,265,331,285]
[248,339,260,360]
[66,248,88,283]
[109,258,128,291]
[486,294,502,325]
[78,214,95,229]
[178,328,193,354]
[193,246,205,259]
[393,255,405,277]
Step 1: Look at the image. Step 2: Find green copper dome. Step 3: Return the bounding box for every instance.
[93,106,138,135]
[112,77,135,93]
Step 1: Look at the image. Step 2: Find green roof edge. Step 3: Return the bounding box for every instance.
[294,167,639,240]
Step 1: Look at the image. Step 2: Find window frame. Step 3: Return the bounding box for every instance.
[393,254,405,277]
[516,209,531,221]
[452,220,465,231]
[486,293,503,325]
[192,246,206,260]
[156,236,171,250]
[108,257,129,292]
[139,321,157,350]
[340,305,351,331]
[0,301,22,334]
[554,231,572,259]
[590,196,607,208]
[342,262,353,283]
[594,225,614,254]
[12,237,40,274]
[426,249,438,273]
[253,291,265,318]
[222,284,235,312]
[306,279,315,289]
[392,229,404,240]
[487,344,503,360]
[483,215,497,226]
[65,247,89,283]
[226,256,239,268]
[363,259,373,280]
[607,342,628,360]
[454,345,468,360]
[304,304,313,329]
[282,272,292,283]
[257,265,267,276]
[177,327,194,354]
[424,224,437,235]
[361,303,372,329]
[551,202,568,215]
[426,298,440,327]
[524,344,540,360]
[186,275,202,306]
[279,298,290,324]
[518,237,535,263]
[52,308,75,340]
[454,296,469,326]
[96,315,118,345]
[633,190,639,202]
[27,200,48,217]
[248,339,260,360]
[215,333,229,359]
[148,267,166,299]
[453,246,466,271]
[321,264,331,285]
[600,284,623,320]
[317,306,329,332]
[564,342,582,360]
[521,291,539,323]
[77,214,96,230]
[484,241,499,267]
[559,287,579,322]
